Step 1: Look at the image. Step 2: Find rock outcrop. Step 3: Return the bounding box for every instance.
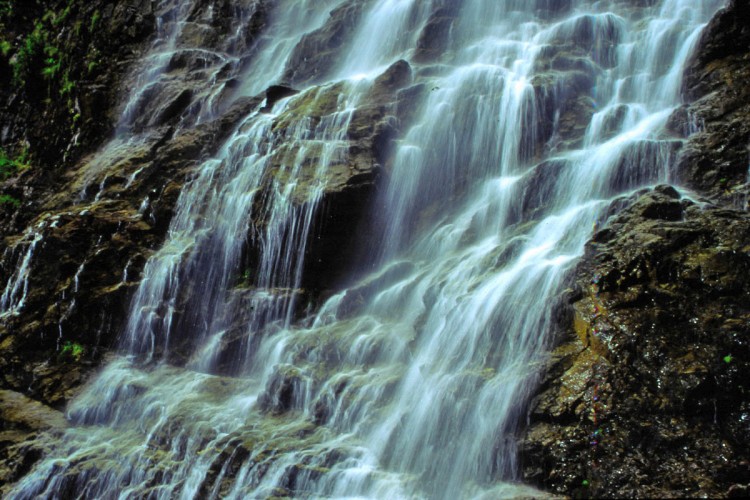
[674,0,750,204]
[522,187,750,498]
[0,389,67,489]
[2,0,749,497]
[522,1,750,497]
[0,0,405,419]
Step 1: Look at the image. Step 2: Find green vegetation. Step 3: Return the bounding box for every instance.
[61,340,85,361]
[0,194,20,208]
[0,0,12,58]
[60,69,74,95]
[4,1,78,93]
[51,1,73,27]
[89,9,100,33]
[0,0,87,134]
[0,147,30,179]
[12,21,45,86]
[0,0,11,18]
[42,44,61,79]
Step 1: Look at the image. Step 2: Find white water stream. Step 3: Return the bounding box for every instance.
[5,0,725,498]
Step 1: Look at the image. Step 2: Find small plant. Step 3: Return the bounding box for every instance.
[61,340,85,361]
[89,9,100,33]
[0,194,20,208]
[0,1,11,18]
[0,39,10,57]
[12,22,45,86]
[60,70,74,95]
[42,52,61,79]
[51,1,74,28]
[0,147,30,179]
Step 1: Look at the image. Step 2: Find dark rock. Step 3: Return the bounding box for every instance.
[262,85,299,112]
[156,88,194,125]
[522,187,750,498]
[413,7,459,63]
[0,91,265,411]
[677,0,750,203]
[282,0,367,86]
[0,389,67,494]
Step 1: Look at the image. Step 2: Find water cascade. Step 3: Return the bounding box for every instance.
[4,0,726,498]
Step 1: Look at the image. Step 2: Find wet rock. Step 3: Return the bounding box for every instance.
[0,93,265,410]
[0,390,67,494]
[282,0,367,87]
[677,0,750,204]
[0,0,157,187]
[413,6,459,63]
[258,364,313,414]
[262,84,299,112]
[115,0,268,136]
[256,61,411,299]
[522,187,750,498]
[532,68,598,153]
[0,390,67,432]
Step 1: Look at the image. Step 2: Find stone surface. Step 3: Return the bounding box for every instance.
[0,0,403,421]
[521,3,750,497]
[0,389,67,494]
[522,189,750,497]
[1,0,749,497]
[674,0,750,204]
[281,0,366,87]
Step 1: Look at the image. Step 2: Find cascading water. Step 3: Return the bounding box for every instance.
[5,0,726,498]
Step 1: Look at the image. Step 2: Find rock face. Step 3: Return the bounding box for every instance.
[675,0,750,204]
[0,97,263,407]
[522,2,750,497]
[0,0,404,437]
[1,0,160,407]
[522,187,750,497]
[0,389,67,488]
[0,0,156,185]
[2,0,750,497]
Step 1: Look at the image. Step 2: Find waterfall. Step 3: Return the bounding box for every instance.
[5,0,726,498]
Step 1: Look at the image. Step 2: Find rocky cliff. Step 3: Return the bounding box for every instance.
[0,0,748,497]
[521,1,750,497]
[0,0,397,488]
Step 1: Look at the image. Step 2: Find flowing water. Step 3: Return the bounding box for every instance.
[4,0,726,498]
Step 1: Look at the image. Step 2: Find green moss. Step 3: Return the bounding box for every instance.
[0,194,21,208]
[42,47,61,79]
[60,70,75,95]
[272,82,345,132]
[0,147,30,179]
[12,22,45,85]
[61,340,85,361]
[51,1,75,28]
[89,9,100,33]
[0,0,11,19]
[0,39,10,57]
